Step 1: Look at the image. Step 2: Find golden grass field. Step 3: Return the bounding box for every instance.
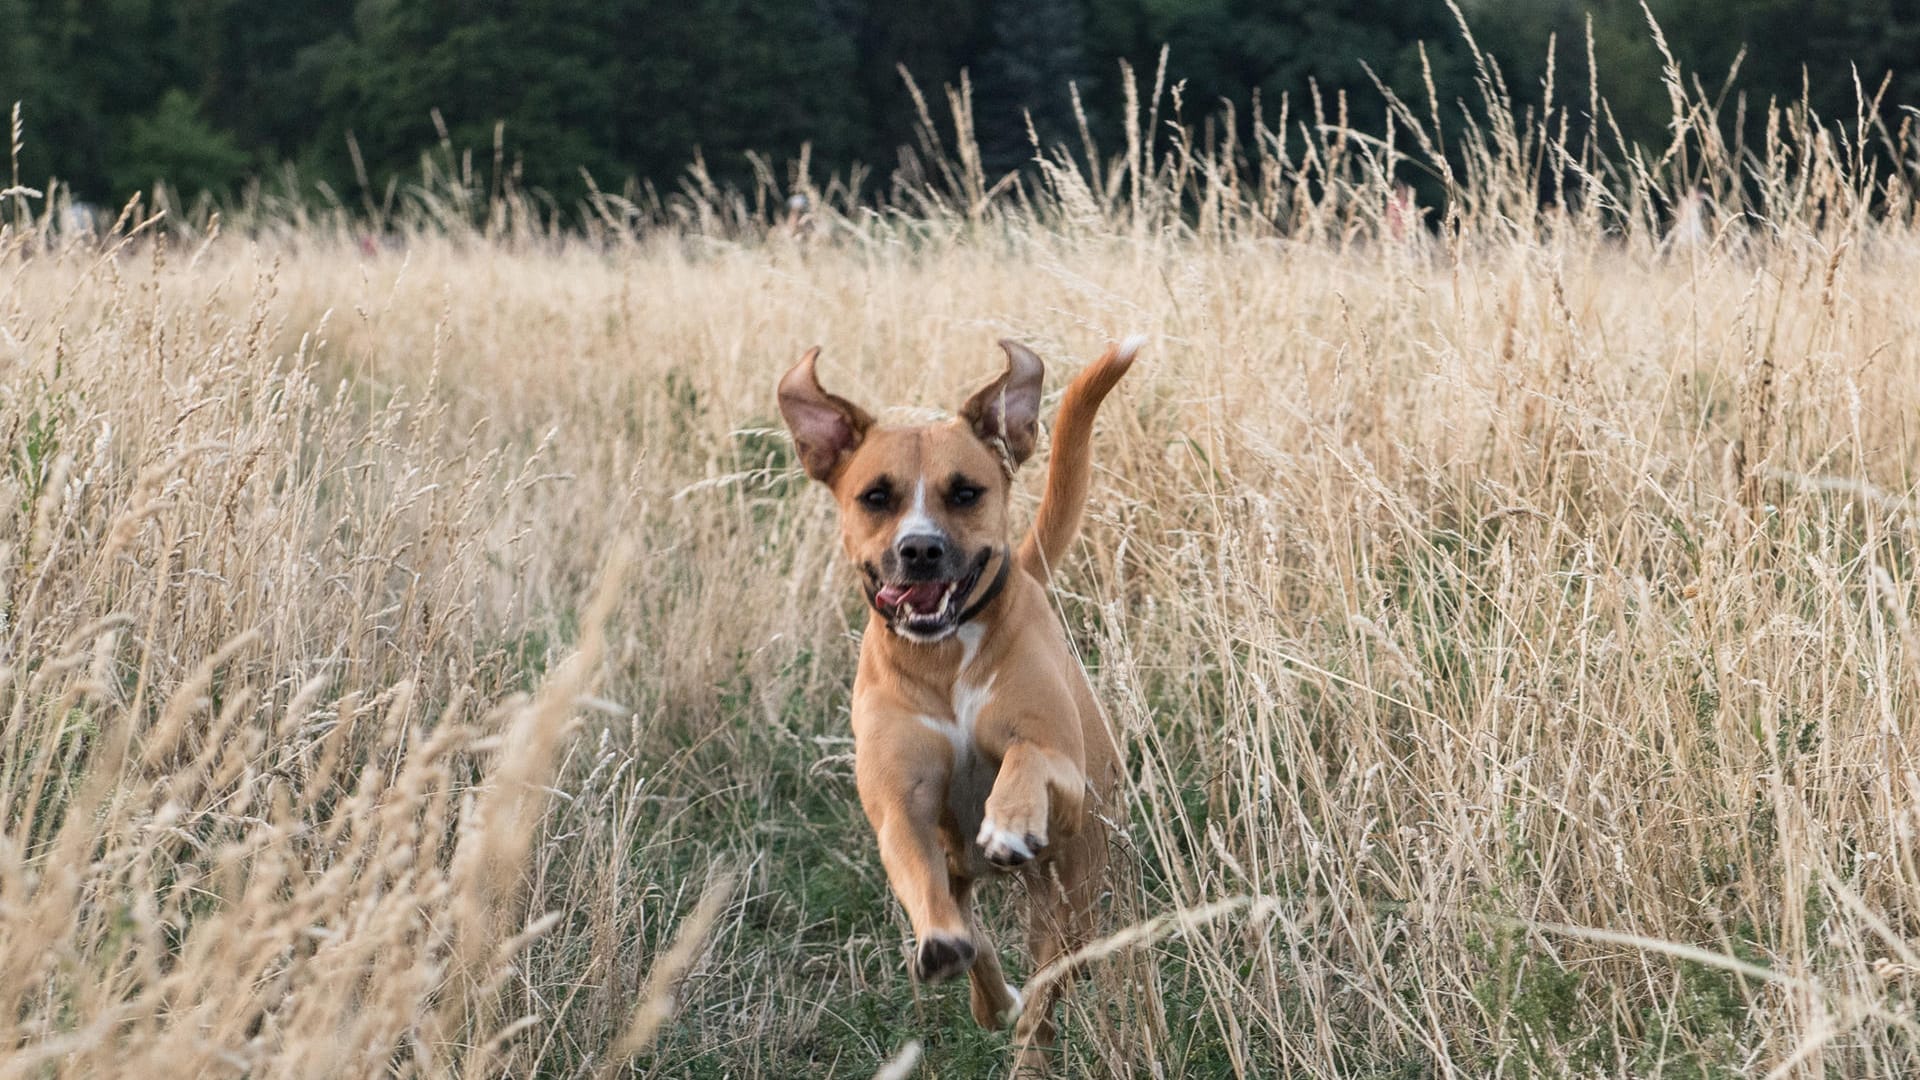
[7,48,1920,1078]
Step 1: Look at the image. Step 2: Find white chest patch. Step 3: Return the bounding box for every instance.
[946,623,992,752]
[952,673,993,736]
[956,622,985,671]
[917,671,994,759]
[920,623,997,850]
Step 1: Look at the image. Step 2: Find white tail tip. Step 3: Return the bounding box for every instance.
[1115,334,1148,362]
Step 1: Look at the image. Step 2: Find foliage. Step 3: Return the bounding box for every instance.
[108,89,252,197]
[3,0,1920,211]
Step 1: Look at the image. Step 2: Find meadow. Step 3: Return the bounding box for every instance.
[7,39,1920,1078]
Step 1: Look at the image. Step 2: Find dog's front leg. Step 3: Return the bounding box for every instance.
[856,728,974,982]
[974,697,1087,868]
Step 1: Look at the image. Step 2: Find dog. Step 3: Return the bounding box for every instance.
[779,335,1140,1071]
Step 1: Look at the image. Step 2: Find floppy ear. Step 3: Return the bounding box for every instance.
[778,347,873,483]
[961,339,1045,468]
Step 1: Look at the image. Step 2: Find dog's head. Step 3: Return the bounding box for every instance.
[778,341,1043,642]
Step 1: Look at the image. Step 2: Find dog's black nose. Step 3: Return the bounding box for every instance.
[896,533,948,576]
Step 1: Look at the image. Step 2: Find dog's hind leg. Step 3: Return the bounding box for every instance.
[951,873,1022,1029]
[1011,819,1109,1075]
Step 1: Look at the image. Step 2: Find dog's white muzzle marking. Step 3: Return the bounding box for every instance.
[894,478,937,546]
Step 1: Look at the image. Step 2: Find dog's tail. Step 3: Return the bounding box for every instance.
[1016,335,1144,581]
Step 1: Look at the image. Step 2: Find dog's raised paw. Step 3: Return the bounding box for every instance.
[977,820,1042,867]
[913,932,975,983]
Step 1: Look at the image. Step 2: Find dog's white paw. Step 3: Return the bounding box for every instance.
[977,819,1041,867]
[1000,983,1026,1026]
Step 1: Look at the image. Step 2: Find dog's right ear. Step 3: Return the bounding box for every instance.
[779,347,873,483]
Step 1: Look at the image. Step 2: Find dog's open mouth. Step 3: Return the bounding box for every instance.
[870,553,990,639]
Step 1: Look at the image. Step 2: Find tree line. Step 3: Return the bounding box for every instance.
[3,0,1916,216]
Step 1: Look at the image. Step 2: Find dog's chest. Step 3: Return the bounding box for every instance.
[918,625,996,844]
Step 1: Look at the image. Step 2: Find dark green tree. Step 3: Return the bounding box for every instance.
[108,88,252,197]
[977,0,1096,175]
[839,0,992,175]
[320,0,869,208]
[3,0,1919,217]
[2,0,196,199]
[200,0,358,175]
[1658,0,1920,127]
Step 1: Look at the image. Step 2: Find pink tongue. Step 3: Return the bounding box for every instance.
[878,582,947,609]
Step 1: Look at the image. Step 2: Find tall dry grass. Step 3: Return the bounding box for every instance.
[7,17,1920,1078]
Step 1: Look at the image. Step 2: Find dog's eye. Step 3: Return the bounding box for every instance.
[948,484,983,508]
[859,485,893,510]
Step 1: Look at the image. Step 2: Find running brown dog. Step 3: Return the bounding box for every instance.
[778,335,1140,1070]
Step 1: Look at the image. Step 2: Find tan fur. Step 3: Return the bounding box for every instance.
[1018,336,1143,580]
[779,337,1139,1073]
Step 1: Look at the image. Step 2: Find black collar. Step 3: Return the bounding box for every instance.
[953,547,1011,627]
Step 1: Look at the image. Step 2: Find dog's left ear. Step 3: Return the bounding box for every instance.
[962,339,1044,469]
